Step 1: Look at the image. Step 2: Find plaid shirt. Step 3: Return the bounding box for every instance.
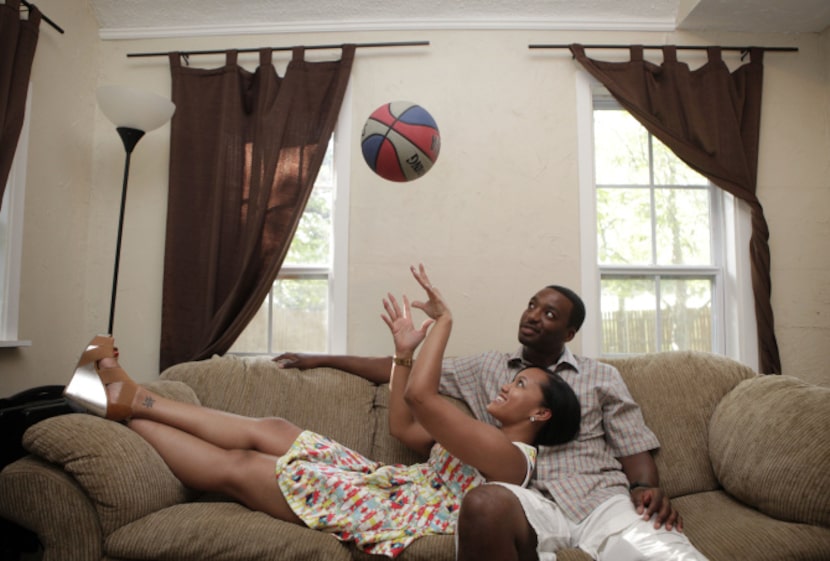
[439,348,660,522]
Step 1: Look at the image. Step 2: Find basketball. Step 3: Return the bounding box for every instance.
[361,101,441,182]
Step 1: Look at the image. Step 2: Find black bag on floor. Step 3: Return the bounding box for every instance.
[0,385,79,560]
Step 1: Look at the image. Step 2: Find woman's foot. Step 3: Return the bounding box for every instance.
[63,336,138,421]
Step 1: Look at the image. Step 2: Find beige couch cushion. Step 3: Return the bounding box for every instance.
[23,413,191,535]
[106,502,353,561]
[674,491,830,561]
[161,356,378,459]
[607,351,755,498]
[709,375,830,527]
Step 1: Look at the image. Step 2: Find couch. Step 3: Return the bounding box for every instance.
[0,351,828,561]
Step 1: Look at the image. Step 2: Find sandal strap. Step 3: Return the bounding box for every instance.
[99,366,130,385]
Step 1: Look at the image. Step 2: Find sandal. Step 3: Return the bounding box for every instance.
[63,335,137,421]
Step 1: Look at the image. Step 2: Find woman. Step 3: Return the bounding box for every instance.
[63,264,580,558]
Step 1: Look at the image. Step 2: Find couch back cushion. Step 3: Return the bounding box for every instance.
[605,352,755,498]
[161,356,378,459]
[709,375,830,527]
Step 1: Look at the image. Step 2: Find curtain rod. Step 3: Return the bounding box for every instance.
[127,40,430,58]
[529,44,797,53]
[20,0,64,34]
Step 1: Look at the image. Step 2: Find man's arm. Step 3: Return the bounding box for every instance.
[272,353,393,384]
[618,451,682,531]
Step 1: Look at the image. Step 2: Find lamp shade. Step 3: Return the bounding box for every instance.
[96,85,175,132]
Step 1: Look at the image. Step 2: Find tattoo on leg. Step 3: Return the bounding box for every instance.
[142,396,155,409]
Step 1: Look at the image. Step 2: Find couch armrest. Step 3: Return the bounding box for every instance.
[22,413,191,536]
[0,455,102,561]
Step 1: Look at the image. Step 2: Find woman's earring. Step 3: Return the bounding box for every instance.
[529,416,536,423]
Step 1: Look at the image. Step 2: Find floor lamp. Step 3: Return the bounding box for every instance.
[96,85,175,335]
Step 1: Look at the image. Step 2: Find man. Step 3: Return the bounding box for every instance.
[274,283,708,560]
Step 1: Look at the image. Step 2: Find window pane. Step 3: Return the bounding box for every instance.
[597,187,652,265]
[594,110,649,185]
[600,276,714,355]
[283,185,332,267]
[600,277,656,354]
[229,298,269,353]
[660,278,713,352]
[654,188,712,265]
[271,278,328,353]
[653,138,709,185]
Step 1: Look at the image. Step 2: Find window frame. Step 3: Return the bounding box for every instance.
[575,71,757,368]
[0,86,31,347]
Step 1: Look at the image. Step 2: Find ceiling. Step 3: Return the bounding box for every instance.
[89,0,830,39]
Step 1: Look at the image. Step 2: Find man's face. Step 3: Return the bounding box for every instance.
[518,288,577,354]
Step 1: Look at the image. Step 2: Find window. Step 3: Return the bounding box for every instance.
[229,92,351,356]
[0,88,30,347]
[577,74,756,366]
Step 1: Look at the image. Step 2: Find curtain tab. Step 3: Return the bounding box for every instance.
[747,47,764,63]
[630,45,644,61]
[259,48,273,66]
[225,50,238,66]
[23,2,42,26]
[707,46,723,63]
[292,47,305,62]
[662,46,678,62]
[168,52,183,68]
[568,44,586,59]
[341,43,357,62]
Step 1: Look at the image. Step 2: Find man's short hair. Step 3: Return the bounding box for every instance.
[546,285,586,332]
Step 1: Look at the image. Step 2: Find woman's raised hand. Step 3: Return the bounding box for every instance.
[382,293,433,357]
[409,264,451,321]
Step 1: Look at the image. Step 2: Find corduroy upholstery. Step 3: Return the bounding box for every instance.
[0,352,828,561]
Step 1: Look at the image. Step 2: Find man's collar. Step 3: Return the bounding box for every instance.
[508,347,581,374]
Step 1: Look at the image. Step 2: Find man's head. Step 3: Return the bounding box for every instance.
[518,285,585,362]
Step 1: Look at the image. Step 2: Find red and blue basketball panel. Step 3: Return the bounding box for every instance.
[361,101,441,182]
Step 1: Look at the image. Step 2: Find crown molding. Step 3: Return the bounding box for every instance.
[99,17,677,40]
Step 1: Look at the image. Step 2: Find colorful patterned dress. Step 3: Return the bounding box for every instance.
[276,430,537,558]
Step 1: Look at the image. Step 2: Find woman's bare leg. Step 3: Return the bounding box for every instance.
[129,418,303,524]
[102,357,302,457]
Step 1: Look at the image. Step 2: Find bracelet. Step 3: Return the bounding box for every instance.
[629,482,652,491]
[393,356,413,367]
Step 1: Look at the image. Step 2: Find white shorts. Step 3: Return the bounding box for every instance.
[489,483,709,561]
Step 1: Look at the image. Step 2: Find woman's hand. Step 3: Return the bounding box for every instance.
[382,293,433,357]
[409,263,451,321]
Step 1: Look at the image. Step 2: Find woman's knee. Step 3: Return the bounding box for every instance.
[252,417,302,454]
[459,484,525,529]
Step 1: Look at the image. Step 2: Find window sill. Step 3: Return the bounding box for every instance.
[0,340,32,348]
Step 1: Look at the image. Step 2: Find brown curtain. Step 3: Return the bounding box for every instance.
[160,45,355,370]
[0,0,39,208]
[570,44,780,374]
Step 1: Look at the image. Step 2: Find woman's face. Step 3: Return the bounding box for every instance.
[486,367,549,425]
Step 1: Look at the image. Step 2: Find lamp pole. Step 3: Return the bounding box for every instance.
[107,127,145,335]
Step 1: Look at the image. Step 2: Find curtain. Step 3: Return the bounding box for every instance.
[161,45,355,370]
[0,0,40,208]
[570,44,781,374]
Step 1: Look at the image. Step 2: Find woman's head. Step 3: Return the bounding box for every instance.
[531,367,581,446]
[487,366,581,447]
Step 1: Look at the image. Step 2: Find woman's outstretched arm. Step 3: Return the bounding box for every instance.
[382,292,434,456]
[403,265,531,485]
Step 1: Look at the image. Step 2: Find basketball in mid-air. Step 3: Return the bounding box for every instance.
[361,101,441,182]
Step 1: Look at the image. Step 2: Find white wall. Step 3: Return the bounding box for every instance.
[1,1,828,393]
